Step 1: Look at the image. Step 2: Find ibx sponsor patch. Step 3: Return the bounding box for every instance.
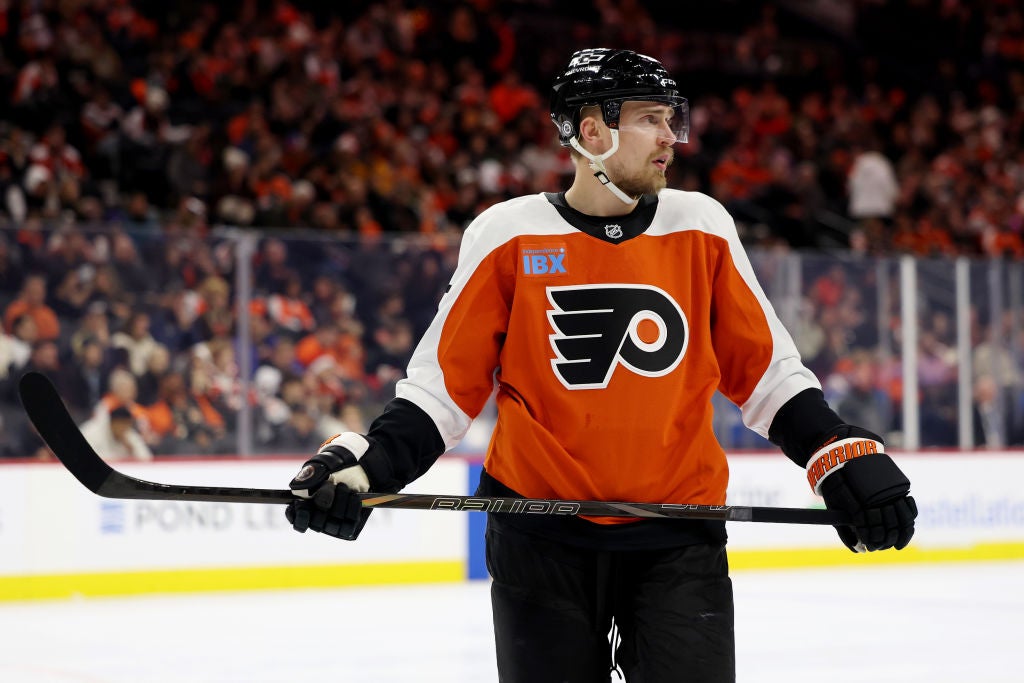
[521,245,567,276]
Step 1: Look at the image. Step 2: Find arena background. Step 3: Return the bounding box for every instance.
[0,0,1022,598]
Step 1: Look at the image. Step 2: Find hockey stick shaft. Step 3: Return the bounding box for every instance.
[17,371,849,525]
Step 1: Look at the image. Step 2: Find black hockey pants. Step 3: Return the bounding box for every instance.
[486,524,735,683]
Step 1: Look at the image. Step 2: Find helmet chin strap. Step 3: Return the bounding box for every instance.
[569,129,637,205]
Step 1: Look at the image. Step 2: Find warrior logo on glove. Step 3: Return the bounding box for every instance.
[806,436,880,494]
[808,425,917,553]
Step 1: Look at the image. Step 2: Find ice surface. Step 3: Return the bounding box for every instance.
[1,561,1020,682]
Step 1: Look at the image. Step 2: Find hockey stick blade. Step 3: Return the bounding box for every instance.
[18,372,849,524]
[19,371,293,504]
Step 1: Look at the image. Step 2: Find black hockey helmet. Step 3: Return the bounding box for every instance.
[550,48,688,147]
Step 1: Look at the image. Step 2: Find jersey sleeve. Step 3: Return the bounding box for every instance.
[768,387,846,467]
[359,397,447,492]
[703,199,822,438]
[393,202,517,450]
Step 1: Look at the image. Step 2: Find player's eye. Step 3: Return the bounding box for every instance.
[642,114,672,126]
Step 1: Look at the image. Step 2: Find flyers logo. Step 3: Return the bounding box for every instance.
[547,284,688,389]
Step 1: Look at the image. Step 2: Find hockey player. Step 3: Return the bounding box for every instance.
[285,48,917,682]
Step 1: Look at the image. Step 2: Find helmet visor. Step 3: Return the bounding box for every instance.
[605,97,689,145]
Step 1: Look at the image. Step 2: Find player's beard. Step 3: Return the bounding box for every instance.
[608,151,673,197]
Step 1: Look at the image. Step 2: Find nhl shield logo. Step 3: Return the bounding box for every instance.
[604,224,623,239]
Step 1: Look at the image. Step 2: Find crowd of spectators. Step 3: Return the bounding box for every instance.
[1,1,1021,254]
[0,0,1022,457]
[0,224,454,457]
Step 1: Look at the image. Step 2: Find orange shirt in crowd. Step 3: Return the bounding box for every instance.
[141,401,175,438]
[295,332,366,380]
[4,301,60,340]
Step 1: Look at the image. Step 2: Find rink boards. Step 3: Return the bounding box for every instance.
[1,452,1022,600]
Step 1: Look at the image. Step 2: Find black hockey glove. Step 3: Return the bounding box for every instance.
[807,425,917,553]
[285,433,374,541]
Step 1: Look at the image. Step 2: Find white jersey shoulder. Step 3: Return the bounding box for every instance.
[649,189,738,240]
[458,193,575,266]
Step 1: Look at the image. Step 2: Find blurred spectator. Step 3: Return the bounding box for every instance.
[0,314,34,379]
[847,139,899,221]
[141,370,226,455]
[79,85,124,180]
[186,275,233,345]
[120,192,162,233]
[834,350,893,438]
[111,311,159,376]
[317,399,367,441]
[971,374,1022,448]
[263,272,315,339]
[3,273,59,341]
[254,336,302,398]
[83,265,132,328]
[254,239,293,295]
[119,84,191,204]
[167,124,213,202]
[58,336,109,419]
[52,258,98,321]
[11,53,60,128]
[1,339,59,405]
[266,405,322,452]
[69,301,112,358]
[402,250,447,338]
[136,343,171,406]
[365,318,414,396]
[195,339,245,415]
[973,314,1024,445]
[80,405,153,461]
[29,125,85,192]
[488,71,540,125]
[308,273,344,327]
[180,354,230,453]
[96,366,155,441]
[917,330,958,446]
[255,373,308,450]
[0,234,26,294]
[295,322,365,383]
[239,309,277,375]
[109,231,151,293]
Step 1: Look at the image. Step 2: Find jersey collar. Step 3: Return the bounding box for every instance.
[545,192,659,244]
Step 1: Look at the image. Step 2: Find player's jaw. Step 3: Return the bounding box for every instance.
[611,148,674,197]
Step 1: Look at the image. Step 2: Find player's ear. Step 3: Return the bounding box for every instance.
[577,105,606,149]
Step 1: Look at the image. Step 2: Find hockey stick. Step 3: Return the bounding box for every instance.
[18,371,849,525]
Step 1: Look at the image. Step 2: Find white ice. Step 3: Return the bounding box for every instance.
[0,561,1020,682]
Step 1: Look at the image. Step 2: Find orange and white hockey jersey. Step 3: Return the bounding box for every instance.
[392,189,820,524]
